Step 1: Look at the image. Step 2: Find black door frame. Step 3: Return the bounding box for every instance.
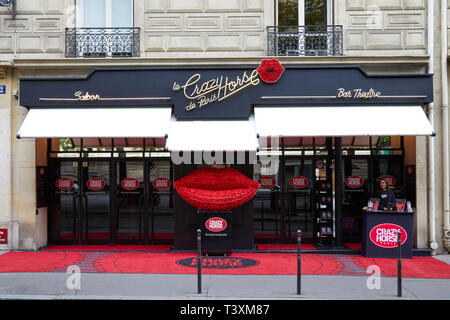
[48,140,175,245]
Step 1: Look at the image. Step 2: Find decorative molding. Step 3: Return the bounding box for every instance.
[0,66,6,79]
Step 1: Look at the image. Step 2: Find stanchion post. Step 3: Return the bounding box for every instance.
[297,229,302,295]
[197,228,202,294]
[397,230,402,297]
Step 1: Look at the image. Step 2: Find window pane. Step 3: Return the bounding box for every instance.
[111,0,133,27]
[278,0,298,26]
[305,0,326,25]
[83,0,106,27]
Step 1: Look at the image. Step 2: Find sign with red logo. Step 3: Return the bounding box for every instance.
[258,176,276,189]
[289,176,309,189]
[121,178,139,191]
[378,175,397,187]
[256,59,285,83]
[86,177,105,191]
[316,160,325,169]
[205,217,227,232]
[55,178,74,191]
[176,257,259,269]
[152,177,171,190]
[345,176,365,188]
[0,228,7,244]
[369,223,407,249]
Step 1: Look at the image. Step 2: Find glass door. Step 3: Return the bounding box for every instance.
[116,159,144,243]
[342,157,369,242]
[253,160,282,241]
[81,160,111,243]
[49,159,80,243]
[148,159,174,243]
[284,158,313,240]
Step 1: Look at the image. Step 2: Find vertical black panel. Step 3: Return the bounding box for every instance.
[335,137,343,247]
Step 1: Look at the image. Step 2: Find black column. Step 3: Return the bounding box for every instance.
[335,137,343,247]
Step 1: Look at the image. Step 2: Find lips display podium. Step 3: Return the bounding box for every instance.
[199,210,232,256]
[362,210,414,258]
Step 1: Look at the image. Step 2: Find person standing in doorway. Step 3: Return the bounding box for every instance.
[377,177,395,211]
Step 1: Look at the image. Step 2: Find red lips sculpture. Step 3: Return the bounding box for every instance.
[174,166,260,211]
[256,59,285,83]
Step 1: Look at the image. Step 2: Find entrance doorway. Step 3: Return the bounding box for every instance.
[253,136,407,245]
[48,151,174,244]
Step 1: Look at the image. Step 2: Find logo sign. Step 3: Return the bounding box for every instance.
[378,175,397,187]
[369,223,407,249]
[86,177,105,191]
[258,176,276,189]
[205,217,227,232]
[345,176,364,188]
[290,176,309,189]
[256,59,285,83]
[176,257,259,269]
[0,85,5,94]
[152,177,171,190]
[0,228,7,244]
[316,160,325,169]
[121,178,139,191]
[55,178,74,191]
[172,59,284,113]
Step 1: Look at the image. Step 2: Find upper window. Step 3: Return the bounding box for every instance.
[76,0,133,28]
[277,0,329,26]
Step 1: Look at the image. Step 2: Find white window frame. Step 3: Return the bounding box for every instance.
[76,0,133,28]
[276,0,333,26]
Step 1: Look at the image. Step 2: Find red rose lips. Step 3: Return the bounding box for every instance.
[173,166,260,211]
[256,59,285,83]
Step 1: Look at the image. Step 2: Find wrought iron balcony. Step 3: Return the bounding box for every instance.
[267,25,343,56]
[65,27,140,58]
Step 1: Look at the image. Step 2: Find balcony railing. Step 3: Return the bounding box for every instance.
[267,25,343,56]
[65,27,140,58]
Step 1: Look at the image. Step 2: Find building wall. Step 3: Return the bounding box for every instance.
[0,0,433,58]
[137,0,271,58]
[0,0,448,253]
[342,0,427,56]
[0,67,12,250]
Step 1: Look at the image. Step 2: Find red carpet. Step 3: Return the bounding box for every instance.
[0,251,448,278]
[43,245,172,252]
[344,243,362,250]
[257,243,317,250]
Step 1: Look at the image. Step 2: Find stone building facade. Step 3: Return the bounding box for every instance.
[0,0,448,255]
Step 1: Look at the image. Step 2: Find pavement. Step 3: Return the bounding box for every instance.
[0,250,448,302]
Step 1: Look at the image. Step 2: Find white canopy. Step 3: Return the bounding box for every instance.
[17,107,172,138]
[166,115,258,151]
[254,106,434,137]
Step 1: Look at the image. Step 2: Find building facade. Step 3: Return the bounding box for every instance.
[0,0,448,255]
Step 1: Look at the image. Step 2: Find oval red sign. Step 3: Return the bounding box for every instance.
[290,176,309,189]
[55,178,74,190]
[345,176,364,188]
[121,178,139,191]
[86,177,105,191]
[205,217,227,232]
[152,177,171,190]
[369,223,407,248]
[256,59,285,84]
[378,175,397,187]
[258,176,276,189]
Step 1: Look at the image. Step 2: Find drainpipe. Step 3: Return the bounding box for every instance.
[428,0,438,254]
[441,0,450,253]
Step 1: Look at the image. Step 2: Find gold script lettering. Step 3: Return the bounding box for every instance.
[74,91,100,101]
[179,69,260,111]
[337,88,382,99]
